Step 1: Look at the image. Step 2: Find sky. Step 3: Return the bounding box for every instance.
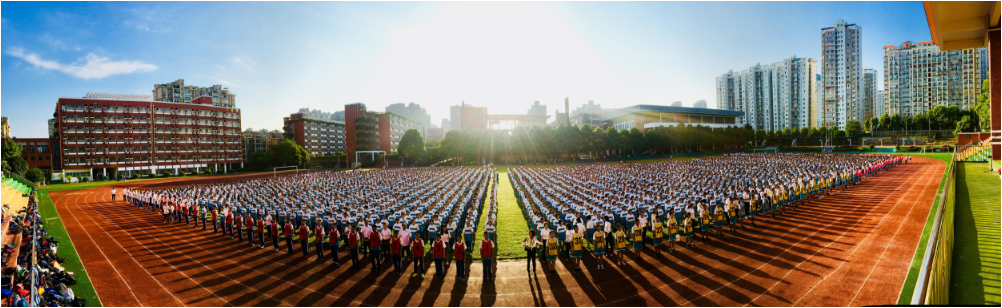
[1,1,932,138]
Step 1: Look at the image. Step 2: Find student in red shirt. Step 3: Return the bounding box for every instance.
[433,234,446,279]
[391,230,403,275]
[347,227,360,269]
[226,211,234,238]
[246,215,256,246]
[454,237,467,280]
[235,214,244,242]
[412,236,425,277]
[369,228,382,274]
[328,225,340,266]
[314,224,325,261]
[270,220,280,252]
[257,218,266,248]
[284,220,294,255]
[480,232,495,279]
[299,222,310,258]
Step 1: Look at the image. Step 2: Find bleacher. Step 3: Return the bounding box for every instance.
[2,176,33,196]
[2,178,31,271]
[957,136,992,162]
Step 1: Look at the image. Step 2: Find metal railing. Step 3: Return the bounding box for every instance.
[911,148,957,305]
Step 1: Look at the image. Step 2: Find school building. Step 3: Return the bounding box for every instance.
[598,104,745,133]
[344,103,425,164]
[283,111,346,157]
[53,93,244,181]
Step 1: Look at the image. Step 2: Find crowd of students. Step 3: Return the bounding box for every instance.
[119,166,500,279]
[513,153,908,274]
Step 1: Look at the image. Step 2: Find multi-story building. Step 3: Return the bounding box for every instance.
[670,101,682,107]
[283,111,346,157]
[54,94,242,180]
[448,102,487,131]
[242,129,283,163]
[862,68,877,121]
[717,56,818,131]
[1,117,9,139]
[385,103,432,128]
[600,105,743,133]
[883,41,988,117]
[152,79,236,108]
[816,74,824,127]
[527,101,547,117]
[820,19,863,129]
[12,138,53,172]
[570,100,605,127]
[344,103,425,162]
[441,119,451,131]
[693,100,708,109]
[294,108,344,123]
[875,90,886,118]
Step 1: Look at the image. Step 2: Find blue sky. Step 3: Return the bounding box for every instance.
[2,1,931,138]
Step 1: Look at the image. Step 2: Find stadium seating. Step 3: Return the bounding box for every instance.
[872,147,897,153]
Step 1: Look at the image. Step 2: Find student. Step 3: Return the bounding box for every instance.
[247,215,256,245]
[652,216,664,257]
[369,222,382,273]
[391,230,403,275]
[480,231,495,279]
[614,225,627,266]
[665,210,678,253]
[412,234,425,277]
[683,211,696,248]
[235,214,245,242]
[571,226,584,272]
[522,230,540,273]
[348,226,361,269]
[714,203,725,238]
[631,221,644,260]
[211,208,219,233]
[111,187,117,202]
[433,234,446,279]
[270,220,280,252]
[257,216,266,248]
[593,224,607,269]
[454,237,467,280]
[546,231,559,275]
[299,221,310,259]
[284,220,295,255]
[315,222,326,261]
[329,224,341,266]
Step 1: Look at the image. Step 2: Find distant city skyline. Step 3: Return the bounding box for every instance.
[1,1,932,138]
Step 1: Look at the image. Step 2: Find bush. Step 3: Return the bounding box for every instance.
[159,170,172,177]
[940,145,952,152]
[24,168,45,184]
[908,146,918,151]
[868,144,875,151]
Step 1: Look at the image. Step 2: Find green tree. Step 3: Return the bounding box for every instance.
[954,115,974,136]
[8,157,28,176]
[974,79,991,131]
[267,140,310,168]
[397,129,426,165]
[24,167,44,183]
[879,113,891,131]
[2,139,24,174]
[250,150,269,169]
[845,120,864,137]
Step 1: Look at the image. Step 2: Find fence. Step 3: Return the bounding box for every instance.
[910,149,957,305]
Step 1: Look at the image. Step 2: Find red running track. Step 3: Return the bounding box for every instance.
[50,157,943,306]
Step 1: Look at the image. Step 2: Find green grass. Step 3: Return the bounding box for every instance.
[949,162,1001,305]
[896,153,955,304]
[493,171,530,259]
[471,176,494,260]
[36,189,103,307]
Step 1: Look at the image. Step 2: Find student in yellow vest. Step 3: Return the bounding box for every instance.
[593,224,607,269]
[666,210,678,253]
[684,208,696,248]
[714,204,726,238]
[546,231,560,275]
[631,221,644,260]
[570,226,584,273]
[652,216,664,258]
[614,225,627,266]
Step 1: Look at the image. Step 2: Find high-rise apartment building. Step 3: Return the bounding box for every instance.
[875,90,886,118]
[344,103,425,161]
[152,79,236,108]
[283,111,345,157]
[527,101,547,117]
[54,94,242,180]
[385,103,432,128]
[570,100,604,127]
[670,101,682,107]
[295,108,343,123]
[820,20,863,129]
[693,100,708,109]
[862,68,877,121]
[883,41,988,117]
[1,117,9,139]
[717,56,818,131]
[242,129,282,164]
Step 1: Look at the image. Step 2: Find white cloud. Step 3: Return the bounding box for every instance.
[5,48,158,79]
[230,56,258,70]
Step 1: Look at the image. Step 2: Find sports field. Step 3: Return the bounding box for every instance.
[45,156,944,306]
[950,162,1001,305]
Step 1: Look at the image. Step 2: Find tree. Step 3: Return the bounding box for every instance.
[845,120,864,137]
[974,79,991,131]
[267,140,310,168]
[8,157,28,176]
[954,115,974,136]
[250,150,269,168]
[2,139,24,174]
[24,167,45,184]
[397,129,426,165]
[879,113,891,131]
